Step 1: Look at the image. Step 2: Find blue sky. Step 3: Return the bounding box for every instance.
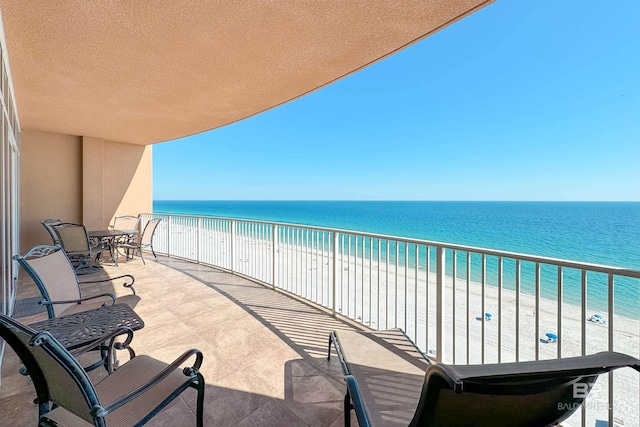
[154,1,639,201]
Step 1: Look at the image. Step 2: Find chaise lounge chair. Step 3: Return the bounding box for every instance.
[0,314,205,427]
[588,313,606,324]
[328,328,640,427]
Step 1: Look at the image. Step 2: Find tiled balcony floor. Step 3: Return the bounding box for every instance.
[0,255,361,426]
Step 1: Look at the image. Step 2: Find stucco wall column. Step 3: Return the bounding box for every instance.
[20,130,83,251]
[19,130,152,252]
[82,136,105,230]
[82,136,153,231]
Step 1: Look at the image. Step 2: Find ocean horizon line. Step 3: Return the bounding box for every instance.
[154,199,640,203]
[152,200,640,318]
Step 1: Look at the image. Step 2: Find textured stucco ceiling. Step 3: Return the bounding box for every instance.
[0,1,493,145]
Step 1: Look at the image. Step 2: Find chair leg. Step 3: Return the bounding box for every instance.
[344,392,352,427]
[151,244,158,260]
[38,401,50,418]
[77,256,91,270]
[196,372,205,427]
[139,248,146,265]
[75,257,100,275]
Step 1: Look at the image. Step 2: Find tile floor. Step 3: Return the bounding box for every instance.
[0,255,361,426]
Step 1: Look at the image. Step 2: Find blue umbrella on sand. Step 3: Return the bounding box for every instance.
[545,332,558,343]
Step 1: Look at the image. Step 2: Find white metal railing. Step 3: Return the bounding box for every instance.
[142,212,640,427]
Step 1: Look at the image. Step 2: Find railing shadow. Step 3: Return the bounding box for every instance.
[162,258,362,365]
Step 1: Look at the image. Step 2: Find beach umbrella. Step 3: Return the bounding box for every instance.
[485,312,492,320]
[546,332,558,342]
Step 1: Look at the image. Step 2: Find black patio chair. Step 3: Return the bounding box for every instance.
[41,218,62,245]
[0,314,205,427]
[13,245,139,320]
[329,328,640,427]
[111,215,141,245]
[110,215,141,234]
[118,218,162,265]
[51,222,104,273]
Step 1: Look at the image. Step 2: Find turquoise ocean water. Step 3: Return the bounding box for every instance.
[154,201,640,318]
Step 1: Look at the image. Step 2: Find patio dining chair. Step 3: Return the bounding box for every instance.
[13,245,139,320]
[111,215,141,233]
[0,314,205,427]
[111,215,141,242]
[110,214,141,258]
[41,218,62,245]
[52,222,104,272]
[119,218,162,265]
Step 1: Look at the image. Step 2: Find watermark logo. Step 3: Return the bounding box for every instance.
[557,383,611,412]
[573,382,591,399]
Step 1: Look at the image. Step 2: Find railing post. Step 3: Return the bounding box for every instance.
[230,219,236,272]
[608,273,614,427]
[272,224,278,290]
[166,215,171,258]
[436,246,445,363]
[196,217,201,264]
[332,231,338,318]
[535,262,540,360]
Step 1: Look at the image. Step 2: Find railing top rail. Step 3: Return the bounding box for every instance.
[144,212,640,279]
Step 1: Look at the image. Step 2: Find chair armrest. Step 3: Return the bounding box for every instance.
[116,241,139,249]
[80,274,136,295]
[69,327,134,358]
[95,349,204,417]
[424,364,464,393]
[40,293,117,306]
[345,375,372,427]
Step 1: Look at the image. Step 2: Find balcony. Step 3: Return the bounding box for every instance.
[2,213,640,426]
[1,255,359,426]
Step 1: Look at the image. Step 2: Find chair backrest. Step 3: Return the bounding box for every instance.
[113,215,141,233]
[410,352,640,427]
[52,222,91,256]
[41,219,62,244]
[140,218,162,245]
[0,314,101,425]
[13,245,81,318]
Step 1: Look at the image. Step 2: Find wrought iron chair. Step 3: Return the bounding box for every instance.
[13,245,139,320]
[41,218,62,245]
[111,214,141,231]
[51,222,104,273]
[110,214,141,258]
[119,218,162,265]
[329,328,640,427]
[0,314,205,427]
[111,215,141,240]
